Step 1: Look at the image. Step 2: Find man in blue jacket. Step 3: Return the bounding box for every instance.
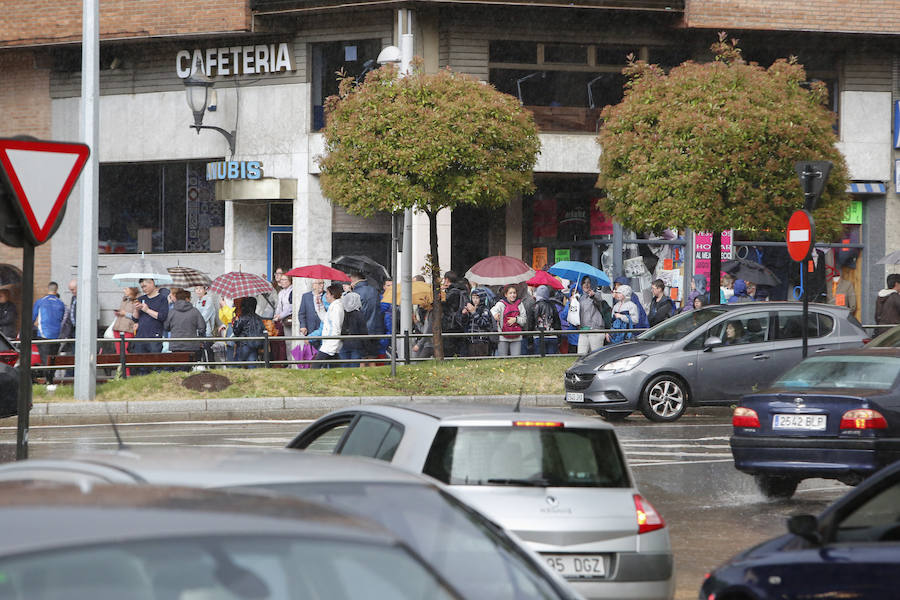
[32,281,66,383]
[297,279,325,349]
[349,270,384,358]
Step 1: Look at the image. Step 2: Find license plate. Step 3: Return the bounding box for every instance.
[566,392,584,403]
[773,414,826,431]
[543,554,606,579]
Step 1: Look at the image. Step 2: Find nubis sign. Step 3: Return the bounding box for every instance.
[176,43,296,78]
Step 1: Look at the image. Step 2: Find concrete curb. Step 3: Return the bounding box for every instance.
[15,394,569,426]
[4,395,735,426]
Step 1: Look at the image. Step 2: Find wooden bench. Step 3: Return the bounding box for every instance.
[44,352,197,382]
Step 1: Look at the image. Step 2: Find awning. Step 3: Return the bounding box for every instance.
[847,182,886,194]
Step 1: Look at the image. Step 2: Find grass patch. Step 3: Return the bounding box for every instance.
[31,356,577,403]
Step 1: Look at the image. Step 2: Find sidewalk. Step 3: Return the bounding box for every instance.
[8,395,734,426]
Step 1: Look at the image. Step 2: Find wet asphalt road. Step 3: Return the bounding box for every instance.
[1,411,850,600]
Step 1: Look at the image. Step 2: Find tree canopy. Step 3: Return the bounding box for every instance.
[596,34,850,240]
[318,64,540,358]
[319,65,540,219]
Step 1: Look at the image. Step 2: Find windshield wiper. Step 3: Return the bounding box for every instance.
[486,478,553,486]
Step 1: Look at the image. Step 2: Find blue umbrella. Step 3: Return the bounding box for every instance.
[548,260,611,288]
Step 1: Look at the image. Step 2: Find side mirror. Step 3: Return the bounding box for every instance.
[787,514,822,545]
[703,335,723,350]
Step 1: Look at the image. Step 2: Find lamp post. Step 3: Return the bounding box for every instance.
[378,9,415,365]
[183,58,236,156]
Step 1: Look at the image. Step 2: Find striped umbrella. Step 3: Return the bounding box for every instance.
[208,271,275,298]
[167,266,212,288]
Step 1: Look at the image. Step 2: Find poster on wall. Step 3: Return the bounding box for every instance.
[532,247,548,270]
[589,203,614,236]
[694,230,733,288]
[186,164,223,251]
[532,192,558,239]
[555,248,571,263]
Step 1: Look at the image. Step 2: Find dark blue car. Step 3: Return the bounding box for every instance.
[700,458,900,600]
[730,348,900,499]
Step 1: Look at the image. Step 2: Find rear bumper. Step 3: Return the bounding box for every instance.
[731,435,900,478]
[564,552,674,600]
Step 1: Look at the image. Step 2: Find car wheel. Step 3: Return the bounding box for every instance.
[639,375,687,422]
[755,475,799,500]
[597,410,631,422]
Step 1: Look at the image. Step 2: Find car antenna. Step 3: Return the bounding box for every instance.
[103,402,126,450]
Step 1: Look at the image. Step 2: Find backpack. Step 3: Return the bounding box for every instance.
[442,287,466,333]
[242,316,266,350]
[500,299,523,339]
[535,300,560,332]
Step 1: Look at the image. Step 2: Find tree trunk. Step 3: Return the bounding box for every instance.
[710,231,722,305]
[428,210,444,361]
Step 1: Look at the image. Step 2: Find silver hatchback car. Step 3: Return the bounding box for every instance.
[564,302,867,422]
[288,404,675,600]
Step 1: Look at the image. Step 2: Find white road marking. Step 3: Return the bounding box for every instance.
[224,437,294,444]
[630,458,734,467]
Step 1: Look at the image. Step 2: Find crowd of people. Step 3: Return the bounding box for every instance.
[9,260,898,376]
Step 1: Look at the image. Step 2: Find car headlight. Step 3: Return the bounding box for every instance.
[596,355,646,373]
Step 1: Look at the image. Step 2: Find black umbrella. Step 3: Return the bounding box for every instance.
[721,258,781,287]
[0,265,22,288]
[333,255,391,285]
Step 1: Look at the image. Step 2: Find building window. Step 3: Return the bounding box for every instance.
[311,39,382,131]
[98,161,223,254]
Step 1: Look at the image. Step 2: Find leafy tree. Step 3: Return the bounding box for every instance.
[319,65,540,359]
[597,33,850,304]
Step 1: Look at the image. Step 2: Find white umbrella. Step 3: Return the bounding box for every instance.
[112,253,174,287]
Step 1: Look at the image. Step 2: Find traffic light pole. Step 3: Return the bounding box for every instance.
[16,241,33,459]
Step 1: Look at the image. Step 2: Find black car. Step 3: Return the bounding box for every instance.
[731,348,900,499]
[700,458,900,600]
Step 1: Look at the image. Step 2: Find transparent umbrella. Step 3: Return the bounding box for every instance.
[112,253,174,287]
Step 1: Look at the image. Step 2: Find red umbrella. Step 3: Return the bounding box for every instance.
[208,271,275,298]
[526,270,564,290]
[285,264,350,281]
[464,256,535,286]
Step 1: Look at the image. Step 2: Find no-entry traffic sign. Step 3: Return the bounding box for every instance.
[786,209,815,262]
[0,138,89,245]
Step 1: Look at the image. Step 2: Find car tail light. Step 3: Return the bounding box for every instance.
[633,494,665,534]
[840,409,887,430]
[862,338,872,344]
[512,421,563,428]
[732,407,760,428]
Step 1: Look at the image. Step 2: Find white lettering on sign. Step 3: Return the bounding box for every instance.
[176,43,296,78]
[788,230,810,242]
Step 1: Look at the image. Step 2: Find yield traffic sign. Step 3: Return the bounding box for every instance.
[0,138,90,245]
[786,209,815,262]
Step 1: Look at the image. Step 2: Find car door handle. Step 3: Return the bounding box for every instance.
[753,354,770,360]
[814,347,829,353]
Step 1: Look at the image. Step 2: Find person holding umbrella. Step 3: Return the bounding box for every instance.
[312,284,345,368]
[577,277,610,355]
[132,278,170,373]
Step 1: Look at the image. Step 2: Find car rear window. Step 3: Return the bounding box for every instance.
[423,426,629,488]
[774,355,900,390]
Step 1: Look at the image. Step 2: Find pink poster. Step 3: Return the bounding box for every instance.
[694,230,733,288]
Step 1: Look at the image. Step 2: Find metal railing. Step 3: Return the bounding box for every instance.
[18,321,894,375]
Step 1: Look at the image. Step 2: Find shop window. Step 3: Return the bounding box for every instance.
[98,161,223,254]
[489,41,538,64]
[311,39,382,131]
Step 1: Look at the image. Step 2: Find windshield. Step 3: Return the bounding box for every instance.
[774,355,900,390]
[637,306,728,342]
[247,481,563,600]
[0,535,457,600]
[423,426,629,488]
[867,326,900,348]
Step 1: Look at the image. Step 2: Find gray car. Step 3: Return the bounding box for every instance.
[0,480,462,599]
[0,447,575,600]
[564,302,867,422]
[288,404,675,600]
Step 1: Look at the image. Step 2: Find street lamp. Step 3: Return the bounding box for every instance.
[183,57,236,156]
